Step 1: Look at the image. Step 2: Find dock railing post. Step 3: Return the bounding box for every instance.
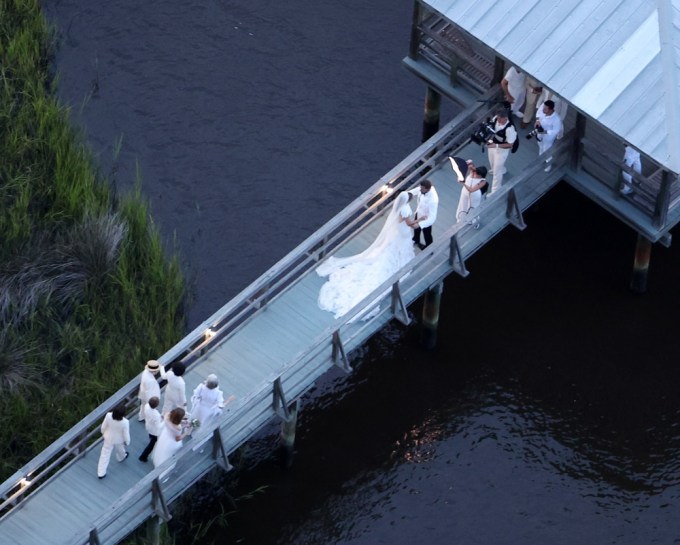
[571,113,586,172]
[630,233,652,293]
[652,170,672,229]
[408,0,422,59]
[421,281,443,350]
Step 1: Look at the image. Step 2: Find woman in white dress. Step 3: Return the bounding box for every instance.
[317,191,415,319]
[456,164,488,225]
[152,407,190,468]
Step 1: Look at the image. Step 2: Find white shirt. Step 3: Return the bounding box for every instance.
[503,67,526,101]
[536,108,562,139]
[409,186,439,229]
[144,404,163,436]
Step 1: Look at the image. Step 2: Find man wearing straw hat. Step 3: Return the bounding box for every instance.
[137,359,165,422]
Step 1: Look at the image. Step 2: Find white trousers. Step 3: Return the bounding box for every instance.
[487,147,510,193]
[97,442,127,477]
[537,134,557,157]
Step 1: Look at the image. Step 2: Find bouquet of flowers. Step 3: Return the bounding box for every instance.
[190,418,201,430]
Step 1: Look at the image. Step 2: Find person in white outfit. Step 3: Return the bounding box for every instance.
[534,100,563,170]
[501,66,526,118]
[97,404,130,478]
[152,407,191,468]
[137,359,165,422]
[162,362,187,415]
[487,109,517,193]
[138,396,163,462]
[408,180,439,249]
[621,145,642,195]
[456,163,488,227]
[190,374,230,432]
[536,88,568,138]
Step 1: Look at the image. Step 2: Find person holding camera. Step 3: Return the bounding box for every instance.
[533,99,563,171]
[486,109,517,194]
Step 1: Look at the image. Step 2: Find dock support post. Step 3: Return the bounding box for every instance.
[146,517,161,545]
[422,87,441,142]
[279,400,299,470]
[630,233,652,294]
[421,282,443,350]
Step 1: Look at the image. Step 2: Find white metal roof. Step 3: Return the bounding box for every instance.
[424,0,680,174]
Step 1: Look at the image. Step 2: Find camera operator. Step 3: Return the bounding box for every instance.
[486,109,517,194]
[534,99,562,171]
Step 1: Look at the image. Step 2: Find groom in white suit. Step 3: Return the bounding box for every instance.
[408,179,439,249]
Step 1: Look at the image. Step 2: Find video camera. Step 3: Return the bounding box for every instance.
[469,100,512,149]
[470,118,496,146]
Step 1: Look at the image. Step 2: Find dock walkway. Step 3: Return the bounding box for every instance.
[0,88,572,545]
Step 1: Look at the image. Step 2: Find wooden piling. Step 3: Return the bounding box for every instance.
[421,282,443,350]
[422,87,441,142]
[146,516,161,545]
[630,233,652,293]
[279,400,299,469]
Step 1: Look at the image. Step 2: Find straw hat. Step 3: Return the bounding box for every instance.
[145,359,161,373]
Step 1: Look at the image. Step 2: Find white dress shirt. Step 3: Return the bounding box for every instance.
[409,186,439,229]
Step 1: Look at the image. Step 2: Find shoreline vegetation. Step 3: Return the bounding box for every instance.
[0,0,186,481]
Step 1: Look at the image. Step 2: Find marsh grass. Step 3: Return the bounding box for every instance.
[0,1,186,479]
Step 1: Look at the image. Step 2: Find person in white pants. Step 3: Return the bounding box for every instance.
[97,404,130,478]
[487,110,517,193]
[534,100,563,171]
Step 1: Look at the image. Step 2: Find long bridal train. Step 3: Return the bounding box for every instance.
[317,191,415,320]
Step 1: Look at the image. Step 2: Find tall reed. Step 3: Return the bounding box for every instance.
[0,0,186,479]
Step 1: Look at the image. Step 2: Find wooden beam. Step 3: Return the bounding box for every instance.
[211,429,234,472]
[331,331,351,373]
[272,378,291,421]
[151,478,172,522]
[390,281,411,325]
[505,188,527,230]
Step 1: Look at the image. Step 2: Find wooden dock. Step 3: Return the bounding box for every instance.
[0,90,578,545]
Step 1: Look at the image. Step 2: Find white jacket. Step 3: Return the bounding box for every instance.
[100,413,130,446]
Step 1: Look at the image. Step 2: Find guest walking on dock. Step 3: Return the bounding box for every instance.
[409,179,439,249]
[97,403,130,479]
[162,362,187,415]
[152,407,191,468]
[137,359,165,422]
[317,191,416,319]
[138,396,162,463]
[190,374,234,431]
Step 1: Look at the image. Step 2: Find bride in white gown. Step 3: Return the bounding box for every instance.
[317,191,415,319]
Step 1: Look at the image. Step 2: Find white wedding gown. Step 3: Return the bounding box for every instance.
[317,192,415,319]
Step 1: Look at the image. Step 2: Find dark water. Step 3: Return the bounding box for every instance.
[44,1,680,543]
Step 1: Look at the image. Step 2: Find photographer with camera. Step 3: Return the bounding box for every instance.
[531,99,562,171]
[486,109,517,194]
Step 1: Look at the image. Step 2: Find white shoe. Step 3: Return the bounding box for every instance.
[544,165,552,172]
[621,186,633,195]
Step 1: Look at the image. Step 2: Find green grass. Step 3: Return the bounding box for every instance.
[0,0,186,480]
